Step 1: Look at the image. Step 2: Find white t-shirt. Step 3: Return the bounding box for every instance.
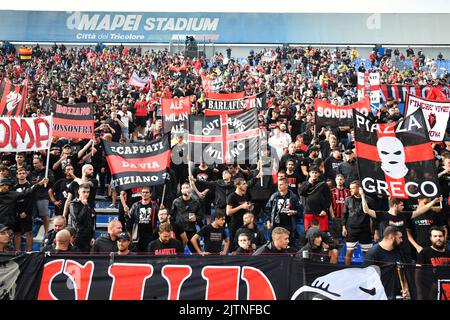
[117,110,132,128]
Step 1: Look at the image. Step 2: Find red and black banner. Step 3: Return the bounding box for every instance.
[353,108,440,199]
[188,109,259,164]
[42,97,94,139]
[168,64,187,79]
[380,85,430,104]
[4,253,449,300]
[0,77,28,116]
[161,96,191,134]
[314,97,371,127]
[103,134,171,192]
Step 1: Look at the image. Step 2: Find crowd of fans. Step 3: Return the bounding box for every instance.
[0,43,449,274]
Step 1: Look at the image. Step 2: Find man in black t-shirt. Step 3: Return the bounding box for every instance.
[226,178,251,251]
[191,211,229,255]
[152,208,188,248]
[407,198,447,255]
[363,226,410,299]
[49,165,76,216]
[126,186,159,253]
[148,223,184,255]
[63,164,98,220]
[415,227,450,300]
[12,168,33,252]
[361,188,441,262]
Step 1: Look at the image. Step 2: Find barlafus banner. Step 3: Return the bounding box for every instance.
[103,134,171,192]
[314,97,371,128]
[3,253,449,300]
[404,93,450,142]
[0,77,28,116]
[204,91,267,115]
[0,116,52,152]
[189,109,259,164]
[41,97,94,139]
[353,108,440,199]
[161,96,191,134]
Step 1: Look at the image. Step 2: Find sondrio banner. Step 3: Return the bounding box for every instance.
[42,98,94,139]
[103,134,171,192]
[0,116,52,152]
[314,97,371,128]
[161,96,191,134]
[353,108,440,199]
[404,93,450,142]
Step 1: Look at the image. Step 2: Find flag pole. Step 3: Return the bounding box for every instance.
[44,113,53,187]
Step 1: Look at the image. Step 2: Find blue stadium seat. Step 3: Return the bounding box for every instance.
[338,244,364,265]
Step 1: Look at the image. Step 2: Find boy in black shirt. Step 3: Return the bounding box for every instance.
[191,211,229,255]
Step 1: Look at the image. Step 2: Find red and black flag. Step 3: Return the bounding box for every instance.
[380,85,429,104]
[188,109,260,165]
[42,97,94,139]
[0,78,28,116]
[103,134,171,192]
[161,96,191,134]
[314,97,371,127]
[353,108,440,199]
[168,64,187,80]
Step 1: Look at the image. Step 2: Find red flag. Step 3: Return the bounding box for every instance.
[426,86,447,101]
[0,78,28,116]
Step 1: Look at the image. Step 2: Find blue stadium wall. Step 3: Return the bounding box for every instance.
[0,11,449,44]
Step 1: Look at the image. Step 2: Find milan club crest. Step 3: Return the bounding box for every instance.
[6,92,22,112]
[428,112,437,129]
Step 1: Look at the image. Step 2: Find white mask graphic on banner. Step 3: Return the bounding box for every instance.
[377,136,408,179]
[290,266,387,300]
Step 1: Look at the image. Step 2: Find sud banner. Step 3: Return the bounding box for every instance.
[42,98,94,139]
[103,134,171,192]
[161,96,191,134]
[0,77,28,116]
[314,97,371,128]
[353,108,440,199]
[188,109,259,164]
[3,253,448,300]
[0,116,52,152]
[404,93,450,142]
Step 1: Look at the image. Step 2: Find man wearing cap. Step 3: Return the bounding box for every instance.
[337,149,359,188]
[116,232,134,255]
[0,224,13,253]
